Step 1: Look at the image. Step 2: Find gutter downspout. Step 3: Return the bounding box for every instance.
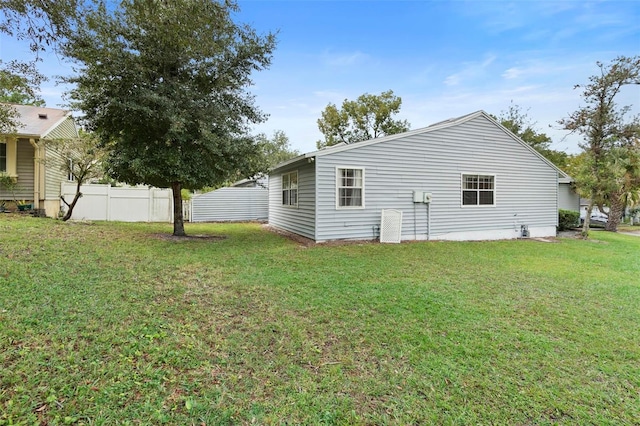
[29,138,41,210]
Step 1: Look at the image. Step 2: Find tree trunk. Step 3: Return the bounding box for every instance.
[61,179,83,221]
[605,195,624,232]
[172,181,186,236]
[581,201,594,239]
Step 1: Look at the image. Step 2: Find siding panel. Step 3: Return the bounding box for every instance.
[314,115,559,241]
[44,117,79,140]
[191,187,268,222]
[44,144,69,200]
[558,182,580,211]
[268,161,316,239]
[0,139,35,201]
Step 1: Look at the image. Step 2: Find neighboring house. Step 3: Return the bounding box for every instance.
[231,176,268,188]
[269,110,571,243]
[558,177,580,212]
[0,104,79,217]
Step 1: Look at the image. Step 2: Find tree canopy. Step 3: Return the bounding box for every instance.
[61,0,276,236]
[0,65,45,106]
[316,90,410,149]
[0,0,81,53]
[255,130,299,170]
[0,0,81,130]
[559,55,640,234]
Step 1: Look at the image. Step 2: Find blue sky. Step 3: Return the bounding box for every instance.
[2,0,639,154]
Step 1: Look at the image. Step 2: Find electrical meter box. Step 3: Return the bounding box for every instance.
[413,191,433,203]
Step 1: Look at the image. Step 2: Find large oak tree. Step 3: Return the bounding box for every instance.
[61,0,276,236]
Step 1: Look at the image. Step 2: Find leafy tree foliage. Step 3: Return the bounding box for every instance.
[61,0,276,236]
[316,90,410,149]
[256,130,299,169]
[0,60,46,133]
[0,65,45,106]
[0,1,81,130]
[559,56,640,235]
[497,103,568,169]
[46,131,107,221]
[0,0,81,53]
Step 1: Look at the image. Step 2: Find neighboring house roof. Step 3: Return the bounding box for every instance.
[231,176,268,188]
[271,110,572,180]
[3,104,73,138]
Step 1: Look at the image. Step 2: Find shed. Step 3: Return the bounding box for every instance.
[191,187,268,222]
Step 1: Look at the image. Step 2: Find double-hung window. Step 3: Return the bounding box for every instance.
[337,168,364,208]
[462,174,495,206]
[0,143,6,172]
[281,171,298,207]
[67,158,75,181]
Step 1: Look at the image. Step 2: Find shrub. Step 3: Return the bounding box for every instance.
[558,209,580,231]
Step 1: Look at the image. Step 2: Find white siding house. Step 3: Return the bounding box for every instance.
[269,111,570,242]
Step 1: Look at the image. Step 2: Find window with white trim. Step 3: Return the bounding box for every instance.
[67,158,75,181]
[462,174,495,206]
[281,171,298,206]
[0,143,6,172]
[337,168,364,208]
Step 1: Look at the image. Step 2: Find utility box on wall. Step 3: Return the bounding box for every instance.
[413,190,432,203]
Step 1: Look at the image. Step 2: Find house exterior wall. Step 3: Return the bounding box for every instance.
[44,117,78,140]
[44,143,70,201]
[41,117,79,216]
[313,115,558,242]
[268,161,316,240]
[191,187,268,222]
[0,139,34,202]
[558,182,580,212]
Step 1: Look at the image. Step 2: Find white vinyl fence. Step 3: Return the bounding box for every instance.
[61,183,173,222]
[191,187,268,222]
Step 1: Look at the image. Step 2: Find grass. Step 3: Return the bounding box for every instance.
[1,216,639,425]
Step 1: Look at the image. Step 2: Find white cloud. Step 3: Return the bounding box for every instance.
[444,74,460,87]
[312,90,346,100]
[320,50,370,68]
[502,67,523,79]
[443,54,497,87]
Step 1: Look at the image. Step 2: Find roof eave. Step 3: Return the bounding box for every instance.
[270,152,315,172]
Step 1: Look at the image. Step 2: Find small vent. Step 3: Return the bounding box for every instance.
[380,209,403,243]
[38,113,48,119]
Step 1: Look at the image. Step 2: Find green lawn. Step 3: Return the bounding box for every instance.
[1,216,639,425]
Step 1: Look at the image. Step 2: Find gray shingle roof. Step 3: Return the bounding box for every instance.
[5,104,71,137]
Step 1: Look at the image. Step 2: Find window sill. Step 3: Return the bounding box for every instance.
[336,206,365,210]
